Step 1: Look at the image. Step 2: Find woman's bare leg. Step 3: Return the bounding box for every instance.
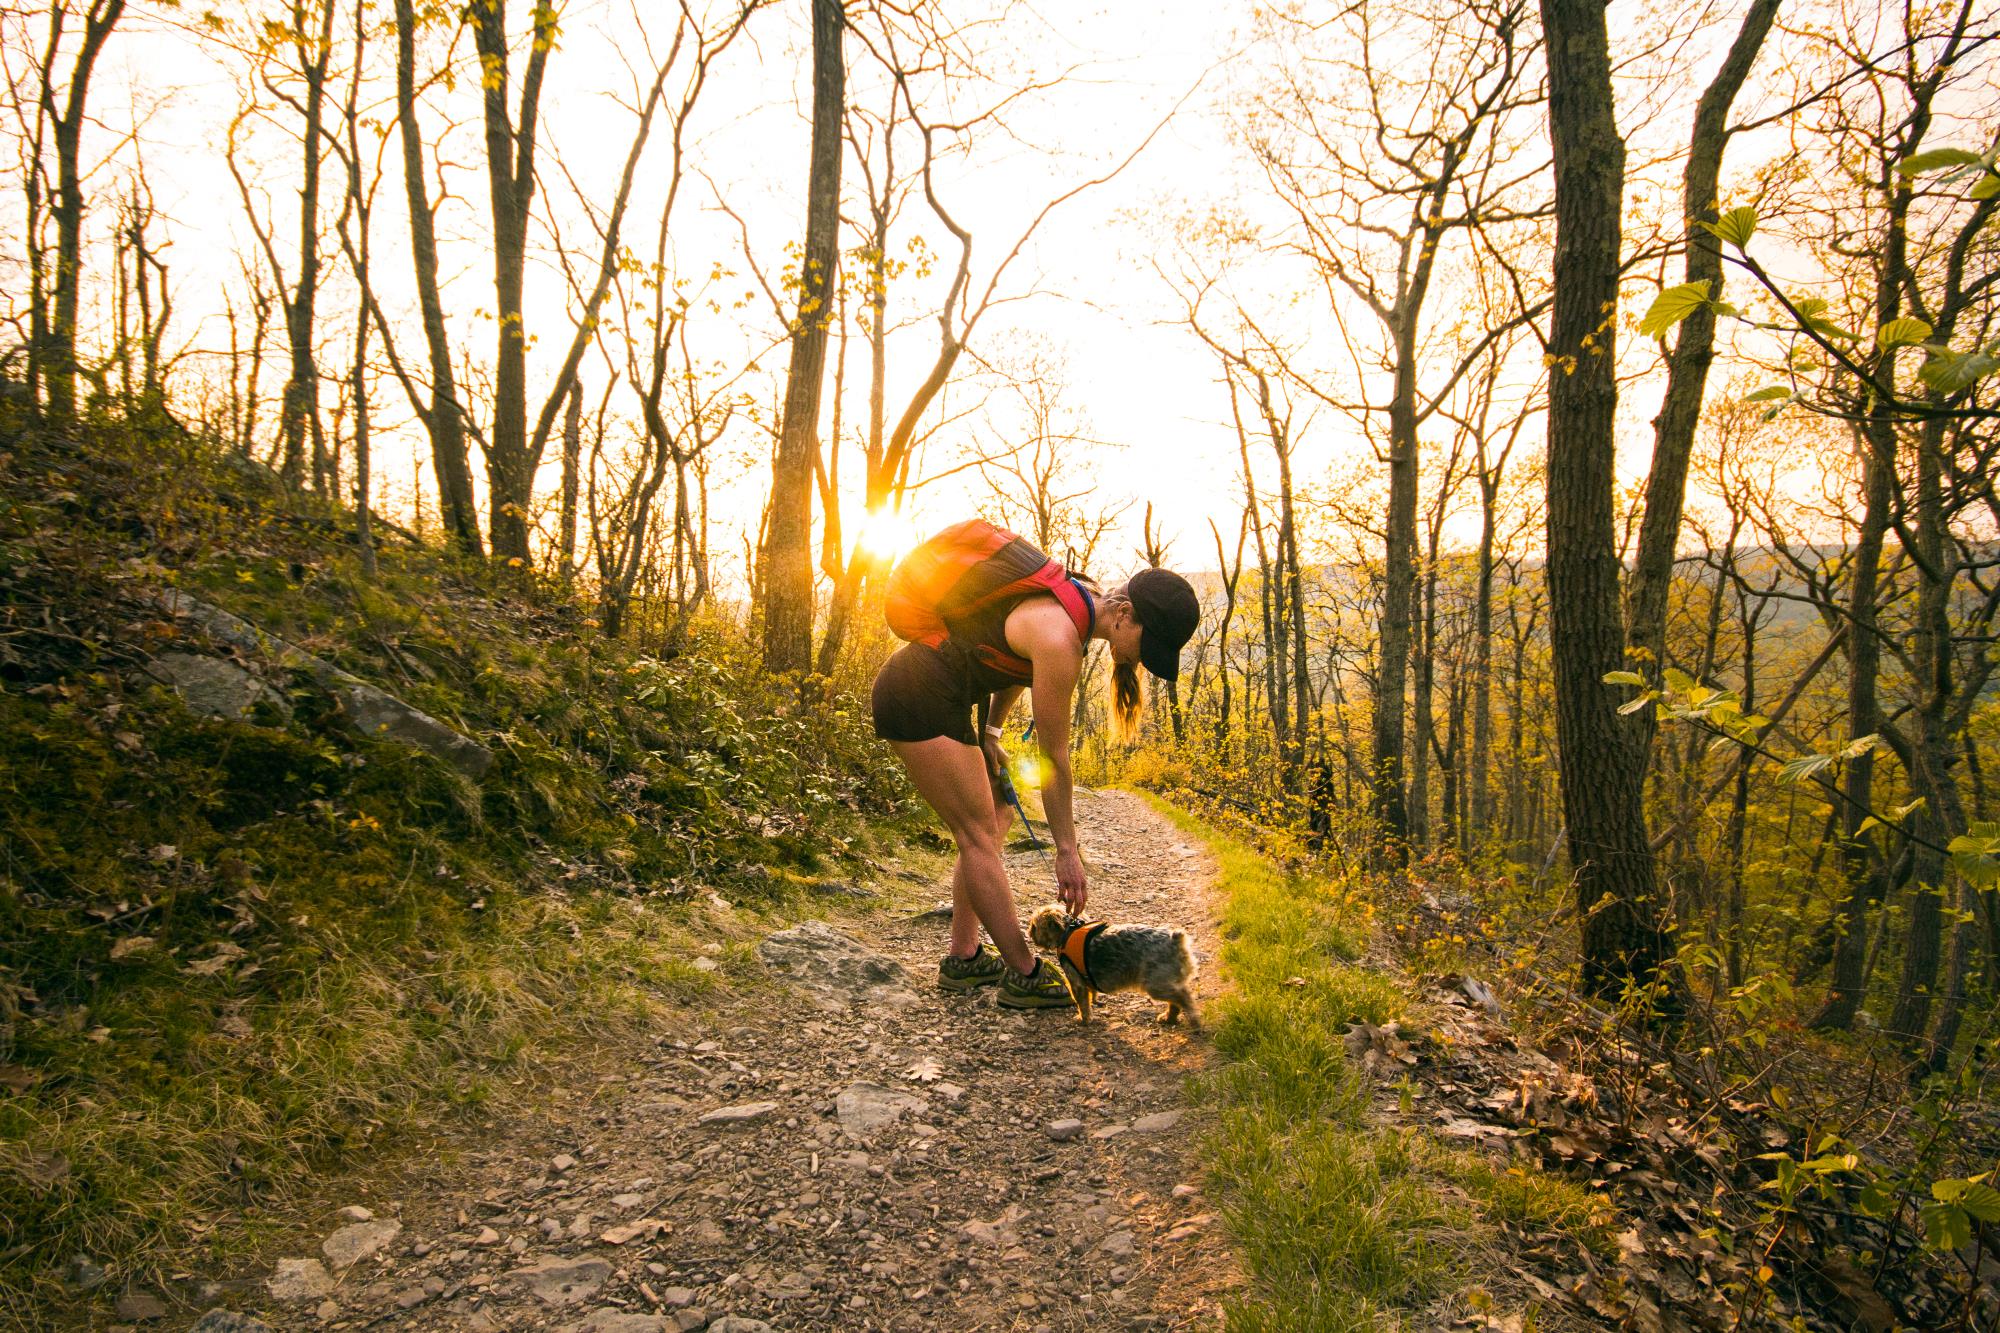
[893,736,1035,974]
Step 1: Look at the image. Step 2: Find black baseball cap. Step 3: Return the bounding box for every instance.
[1129,568,1200,682]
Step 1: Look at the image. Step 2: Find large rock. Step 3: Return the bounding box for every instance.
[756,921,912,1009]
[510,1257,613,1306]
[698,1101,778,1129]
[147,588,491,777]
[265,1258,333,1302]
[835,1081,925,1140]
[321,1218,401,1268]
[144,653,290,721]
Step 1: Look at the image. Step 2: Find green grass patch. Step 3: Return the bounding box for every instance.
[1145,796,1456,1328]
[1150,796,1606,1329]
[1448,1156,1619,1259]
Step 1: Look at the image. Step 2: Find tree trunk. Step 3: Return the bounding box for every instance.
[1811,429,1891,1029]
[1539,0,1668,998]
[277,0,336,490]
[1624,0,1780,696]
[763,0,845,673]
[394,0,481,555]
[39,0,128,426]
[558,379,582,584]
[1471,475,1499,839]
[1887,413,1967,1052]
[471,0,556,566]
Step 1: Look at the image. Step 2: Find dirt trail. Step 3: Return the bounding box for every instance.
[172,789,1236,1333]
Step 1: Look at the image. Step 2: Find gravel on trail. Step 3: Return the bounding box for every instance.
[162,789,1238,1332]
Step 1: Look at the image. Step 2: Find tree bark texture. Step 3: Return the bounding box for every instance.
[39,0,127,426]
[471,0,555,565]
[1539,0,1669,997]
[762,0,845,673]
[395,0,482,555]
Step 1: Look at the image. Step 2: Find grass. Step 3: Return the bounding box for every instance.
[0,423,917,1313]
[1147,795,1613,1329]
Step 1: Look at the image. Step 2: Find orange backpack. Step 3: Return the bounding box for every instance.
[883,520,1094,684]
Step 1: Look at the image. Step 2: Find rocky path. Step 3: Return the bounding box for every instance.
[167,789,1236,1333]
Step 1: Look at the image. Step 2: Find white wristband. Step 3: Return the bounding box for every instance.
[983,725,1004,739]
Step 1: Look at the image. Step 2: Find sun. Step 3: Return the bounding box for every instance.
[853,507,921,566]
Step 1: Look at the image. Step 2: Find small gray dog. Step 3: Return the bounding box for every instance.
[1026,905,1200,1029]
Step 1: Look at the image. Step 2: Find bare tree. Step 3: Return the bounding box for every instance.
[468,0,558,564]
[24,0,126,425]
[391,0,480,554]
[1245,0,1546,855]
[762,0,846,671]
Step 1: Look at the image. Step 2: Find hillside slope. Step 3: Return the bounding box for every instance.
[0,422,912,1315]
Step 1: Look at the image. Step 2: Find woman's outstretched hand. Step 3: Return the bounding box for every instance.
[1055,846,1087,914]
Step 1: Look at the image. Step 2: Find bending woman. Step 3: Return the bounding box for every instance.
[870,521,1199,1007]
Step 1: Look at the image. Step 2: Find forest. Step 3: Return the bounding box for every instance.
[4,0,2000,1328]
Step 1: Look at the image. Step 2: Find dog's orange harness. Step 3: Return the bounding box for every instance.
[1061,921,1110,993]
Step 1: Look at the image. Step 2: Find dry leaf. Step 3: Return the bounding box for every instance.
[109,936,156,961]
[183,943,247,977]
[903,1058,943,1083]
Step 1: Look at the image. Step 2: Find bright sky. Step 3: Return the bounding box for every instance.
[18,0,1864,587]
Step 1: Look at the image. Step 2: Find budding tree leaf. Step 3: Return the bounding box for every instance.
[1877,317,1935,349]
[1701,206,1759,247]
[1897,147,1983,174]
[1638,281,1712,338]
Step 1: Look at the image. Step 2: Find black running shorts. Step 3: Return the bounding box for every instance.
[871,642,982,746]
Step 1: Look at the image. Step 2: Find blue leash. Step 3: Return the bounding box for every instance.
[992,719,1045,851]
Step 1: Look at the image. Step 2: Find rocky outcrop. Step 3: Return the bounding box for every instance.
[146,588,491,777]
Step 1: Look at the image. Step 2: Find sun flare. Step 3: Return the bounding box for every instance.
[853,508,922,566]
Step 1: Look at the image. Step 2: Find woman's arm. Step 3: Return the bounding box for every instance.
[1026,640,1087,911]
[982,684,1026,782]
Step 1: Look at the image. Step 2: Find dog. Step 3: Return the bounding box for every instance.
[1026,905,1200,1029]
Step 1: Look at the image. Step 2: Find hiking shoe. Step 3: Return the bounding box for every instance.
[938,944,1007,992]
[997,957,1074,1010]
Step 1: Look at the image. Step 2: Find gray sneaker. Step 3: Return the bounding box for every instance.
[938,944,1007,992]
[997,957,1074,1010]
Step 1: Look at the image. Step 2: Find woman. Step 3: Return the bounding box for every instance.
[871,521,1200,1007]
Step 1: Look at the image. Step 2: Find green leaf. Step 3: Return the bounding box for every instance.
[1972,172,2000,200]
[1842,733,1881,759]
[1807,317,1862,342]
[1791,296,1829,318]
[1780,753,1835,784]
[1878,317,1935,349]
[1959,1182,2000,1223]
[1663,667,1696,695]
[1618,695,1655,716]
[1925,1202,1973,1253]
[1898,147,1984,175]
[1602,670,1646,687]
[1701,206,1758,248]
[1919,348,2000,393]
[1744,385,1793,402]
[1639,281,1712,338]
